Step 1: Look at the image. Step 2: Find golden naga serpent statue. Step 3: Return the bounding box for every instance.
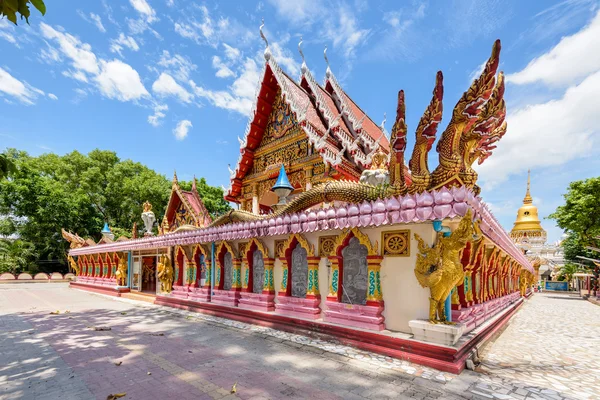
[414,209,481,324]
[210,40,506,227]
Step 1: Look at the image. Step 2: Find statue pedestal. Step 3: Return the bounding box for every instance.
[409,320,465,346]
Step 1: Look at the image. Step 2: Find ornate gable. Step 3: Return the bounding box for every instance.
[160,173,212,234]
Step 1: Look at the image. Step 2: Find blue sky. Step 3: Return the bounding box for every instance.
[1,0,600,243]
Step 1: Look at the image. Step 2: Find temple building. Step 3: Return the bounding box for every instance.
[510,171,564,281]
[63,32,535,374]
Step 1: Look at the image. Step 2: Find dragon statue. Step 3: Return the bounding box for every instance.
[61,229,86,249]
[157,254,174,293]
[67,256,80,275]
[430,40,506,194]
[413,209,479,323]
[388,90,408,193]
[115,256,128,286]
[408,71,444,194]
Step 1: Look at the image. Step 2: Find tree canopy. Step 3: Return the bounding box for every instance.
[0,148,230,273]
[550,176,600,265]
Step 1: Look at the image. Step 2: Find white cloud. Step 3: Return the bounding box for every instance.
[212,56,235,78]
[173,119,192,140]
[267,0,323,24]
[39,43,62,64]
[174,6,253,48]
[40,23,148,103]
[189,57,259,116]
[0,19,17,46]
[323,9,370,59]
[0,67,44,105]
[62,70,89,83]
[40,23,100,76]
[223,43,241,61]
[507,11,600,88]
[48,93,58,100]
[477,71,600,187]
[129,0,157,23]
[156,50,197,81]
[152,72,193,103]
[110,33,140,57]
[148,103,168,126]
[90,13,106,33]
[95,59,149,102]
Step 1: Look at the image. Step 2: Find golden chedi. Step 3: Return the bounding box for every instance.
[510,170,547,246]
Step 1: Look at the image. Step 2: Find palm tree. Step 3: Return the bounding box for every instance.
[0,239,36,274]
[557,263,583,284]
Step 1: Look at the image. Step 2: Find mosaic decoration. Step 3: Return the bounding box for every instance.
[381,230,410,257]
[341,237,369,305]
[253,250,265,294]
[251,140,309,175]
[281,268,288,292]
[319,236,337,257]
[261,92,298,144]
[173,201,195,230]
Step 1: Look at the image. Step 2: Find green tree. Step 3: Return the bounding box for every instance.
[549,177,600,242]
[561,232,597,266]
[556,263,586,283]
[0,238,36,274]
[0,0,45,25]
[0,152,16,180]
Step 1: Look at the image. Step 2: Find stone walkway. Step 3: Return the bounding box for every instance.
[0,284,599,399]
[462,292,600,400]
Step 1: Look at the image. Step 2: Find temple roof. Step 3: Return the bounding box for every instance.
[225,47,391,201]
[164,173,212,230]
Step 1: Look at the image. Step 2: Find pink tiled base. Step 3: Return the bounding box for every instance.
[452,292,521,334]
[324,301,385,331]
[171,285,190,299]
[238,291,275,312]
[212,289,241,307]
[275,296,321,320]
[188,287,211,302]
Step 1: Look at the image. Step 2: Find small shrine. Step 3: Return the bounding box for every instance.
[63,27,535,374]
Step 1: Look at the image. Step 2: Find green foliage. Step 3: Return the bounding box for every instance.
[179,177,231,217]
[0,0,45,25]
[0,148,228,270]
[549,177,600,242]
[561,232,597,266]
[556,263,587,283]
[0,152,16,180]
[0,238,36,274]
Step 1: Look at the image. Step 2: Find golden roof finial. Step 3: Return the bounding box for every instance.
[523,169,532,204]
[173,170,179,187]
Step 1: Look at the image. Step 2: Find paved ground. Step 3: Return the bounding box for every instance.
[0,284,598,400]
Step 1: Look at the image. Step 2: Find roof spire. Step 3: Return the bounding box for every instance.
[260,18,271,60]
[523,169,533,204]
[173,170,178,186]
[380,112,387,131]
[324,45,331,78]
[298,36,308,74]
[192,175,198,192]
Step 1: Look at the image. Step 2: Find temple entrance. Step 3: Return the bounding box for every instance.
[141,256,157,293]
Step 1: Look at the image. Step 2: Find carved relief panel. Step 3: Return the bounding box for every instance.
[291,244,308,298]
[342,237,369,305]
[223,252,233,291]
[253,250,265,294]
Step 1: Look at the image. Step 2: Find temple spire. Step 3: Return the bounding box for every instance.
[173,170,179,188]
[523,169,532,204]
[192,175,198,192]
[260,18,271,60]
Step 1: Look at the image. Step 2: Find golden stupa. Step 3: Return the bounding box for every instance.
[510,170,547,243]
